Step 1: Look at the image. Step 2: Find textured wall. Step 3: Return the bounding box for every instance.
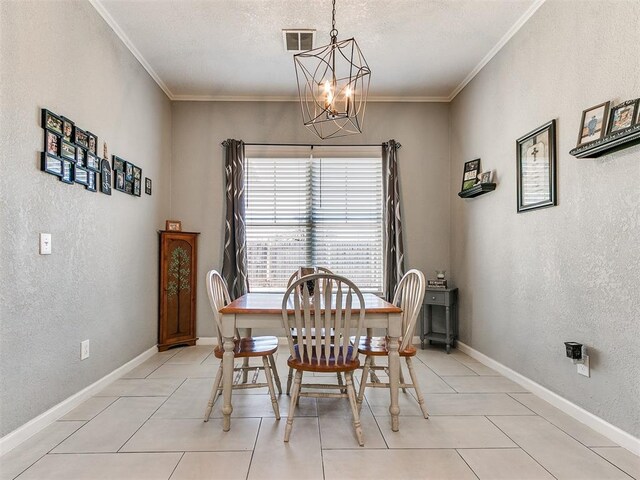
[450,0,640,436]
[0,1,171,436]
[171,101,450,337]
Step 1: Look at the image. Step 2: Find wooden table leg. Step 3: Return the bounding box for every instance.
[221,314,236,432]
[387,313,401,432]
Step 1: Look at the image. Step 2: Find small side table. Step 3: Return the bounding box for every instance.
[420,287,458,353]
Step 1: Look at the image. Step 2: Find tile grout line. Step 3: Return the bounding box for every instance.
[245,417,263,480]
[453,448,481,480]
[588,447,638,479]
[166,451,185,480]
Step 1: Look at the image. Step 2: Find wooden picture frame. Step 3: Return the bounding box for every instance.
[165,220,182,232]
[576,101,610,146]
[41,152,63,177]
[607,99,638,135]
[516,119,557,213]
[461,159,481,191]
[41,109,63,135]
[100,159,112,195]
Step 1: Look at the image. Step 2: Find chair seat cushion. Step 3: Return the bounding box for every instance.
[288,344,360,372]
[355,336,416,357]
[214,336,278,358]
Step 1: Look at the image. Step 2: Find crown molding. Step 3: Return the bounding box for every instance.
[171,94,451,103]
[448,0,547,101]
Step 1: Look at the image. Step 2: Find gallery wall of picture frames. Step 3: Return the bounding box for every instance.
[40,107,152,197]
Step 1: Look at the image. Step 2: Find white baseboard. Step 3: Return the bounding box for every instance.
[0,345,158,456]
[456,341,640,456]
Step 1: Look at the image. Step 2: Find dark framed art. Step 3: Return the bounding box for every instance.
[636,102,640,127]
[61,116,74,142]
[100,159,112,195]
[45,130,60,156]
[61,159,74,184]
[86,152,100,172]
[125,180,133,195]
[87,131,97,155]
[60,140,76,161]
[125,162,133,181]
[74,127,89,149]
[145,177,152,195]
[112,155,125,172]
[115,170,126,192]
[42,109,63,135]
[41,152,63,177]
[74,165,89,185]
[76,146,86,167]
[607,99,638,135]
[576,101,610,147]
[461,159,481,191]
[133,165,142,181]
[86,171,97,192]
[133,179,141,197]
[516,119,557,213]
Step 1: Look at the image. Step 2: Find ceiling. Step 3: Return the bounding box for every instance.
[92,0,543,101]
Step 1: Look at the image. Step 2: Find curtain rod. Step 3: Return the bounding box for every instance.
[220,141,401,148]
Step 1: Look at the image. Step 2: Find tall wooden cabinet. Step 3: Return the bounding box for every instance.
[158,231,199,351]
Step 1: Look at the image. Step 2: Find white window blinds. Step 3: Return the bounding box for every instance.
[245,145,383,293]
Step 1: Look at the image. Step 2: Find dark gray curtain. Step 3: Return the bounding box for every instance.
[382,140,405,302]
[222,139,249,299]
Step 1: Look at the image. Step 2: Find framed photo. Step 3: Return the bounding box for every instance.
[60,140,76,161]
[145,177,152,195]
[87,131,97,155]
[42,109,63,135]
[74,127,89,149]
[45,130,60,156]
[636,103,640,127]
[74,165,89,186]
[478,171,493,184]
[86,170,97,192]
[125,162,134,181]
[516,119,557,213]
[41,152,63,177]
[607,99,638,135]
[165,220,182,232]
[112,155,125,172]
[86,152,100,171]
[133,178,141,197]
[60,159,74,184]
[133,165,142,181]
[100,159,112,195]
[576,101,610,146]
[115,170,126,192]
[125,180,133,195]
[61,116,74,142]
[461,159,481,191]
[76,146,86,166]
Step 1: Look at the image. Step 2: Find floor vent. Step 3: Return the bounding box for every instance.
[282,29,315,52]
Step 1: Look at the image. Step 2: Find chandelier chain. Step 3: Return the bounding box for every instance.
[330,0,338,40]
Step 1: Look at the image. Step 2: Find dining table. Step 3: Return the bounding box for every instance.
[218,292,404,432]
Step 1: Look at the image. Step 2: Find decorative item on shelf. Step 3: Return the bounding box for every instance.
[576,101,610,147]
[516,119,557,213]
[166,220,182,232]
[145,177,152,195]
[607,99,638,135]
[293,0,370,139]
[461,159,480,191]
[427,270,447,289]
[458,159,496,198]
[477,171,493,184]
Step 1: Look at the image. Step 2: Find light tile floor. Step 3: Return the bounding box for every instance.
[2,345,638,480]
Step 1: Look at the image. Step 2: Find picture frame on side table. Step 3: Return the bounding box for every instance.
[607,99,638,135]
[100,159,112,195]
[165,220,182,232]
[576,101,610,146]
[516,119,557,213]
[461,159,480,191]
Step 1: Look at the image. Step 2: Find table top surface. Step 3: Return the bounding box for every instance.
[220,292,402,315]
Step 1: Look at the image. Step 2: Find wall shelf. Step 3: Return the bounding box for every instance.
[570,125,640,158]
[458,182,496,198]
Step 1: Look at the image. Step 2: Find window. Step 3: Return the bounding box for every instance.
[245,145,383,292]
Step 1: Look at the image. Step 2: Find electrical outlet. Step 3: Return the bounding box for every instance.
[577,354,589,377]
[39,233,52,255]
[81,340,90,360]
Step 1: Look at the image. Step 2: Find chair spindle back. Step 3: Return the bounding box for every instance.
[392,269,426,352]
[205,269,235,346]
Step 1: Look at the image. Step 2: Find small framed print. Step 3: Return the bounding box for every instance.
[76,146,86,166]
[87,131,97,155]
[145,177,152,195]
[577,101,610,146]
[478,171,493,184]
[60,159,74,184]
[74,127,89,149]
[607,99,638,135]
[125,180,133,195]
[636,103,640,127]
[41,152,63,177]
[42,109,63,135]
[112,155,125,172]
[86,170,97,192]
[125,162,134,181]
[115,170,126,192]
[60,140,76,161]
[133,178,141,196]
[45,130,60,156]
[461,159,481,191]
[165,220,182,232]
[74,165,89,185]
[86,152,100,171]
[133,165,142,181]
[100,159,112,195]
[516,119,557,213]
[61,116,74,142]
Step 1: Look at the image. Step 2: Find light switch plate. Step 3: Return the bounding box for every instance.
[81,340,90,360]
[39,233,52,255]
[577,354,589,377]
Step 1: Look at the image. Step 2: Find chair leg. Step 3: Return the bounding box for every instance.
[262,356,280,420]
[369,357,380,383]
[269,354,282,394]
[399,363,407,393]
[286,367,294,395]
[356,356,372,413]
[345,371,364,447]
[337,372,346,394]
[406,357,429,419]
[284,370,302,442]
[204,365,223,422]
[242,357,250,383]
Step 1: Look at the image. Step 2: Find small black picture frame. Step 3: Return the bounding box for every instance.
[76,146,86,166]
[74,127,89,149]
[125,180,133,195]
[61,116,74,142]
[74,165,89,186]
[461,159,481,191]
[145,177,152,195]
[125,162,134,182]
[41,152,63,177]
[133,165,142,181]
[44,130,60,156]
[60,140,77,162]
[86,152,100,172]
[576,101,610,147]
[60,159,74,184]
[86,170,97,192]
[112,155,125,172]
[100,159,112,195]
[133,178,141,197]
[607,99,638,135]
[516,119,557,213]
[86,131,97,155]
[42,109,63,135]
[115,170,126,192]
